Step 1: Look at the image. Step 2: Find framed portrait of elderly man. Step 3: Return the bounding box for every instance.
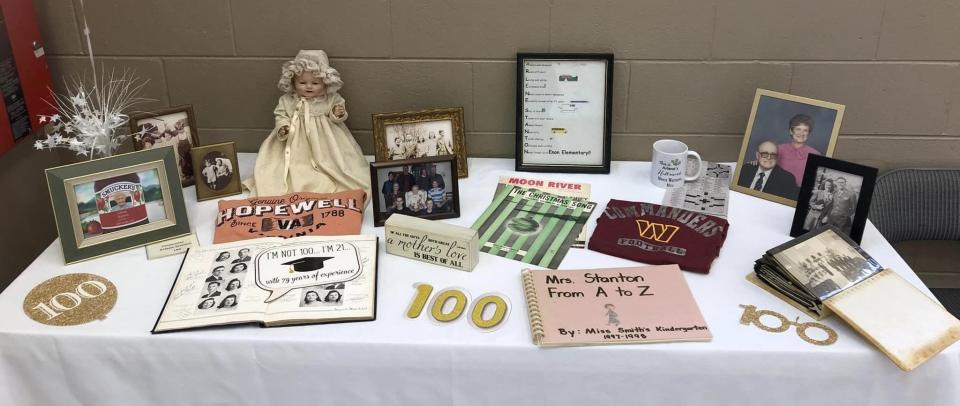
[372,107,468,178]
[731,89,845,206]
[790,155,877,244]
[369,155,460,227]
[129,105,201,187]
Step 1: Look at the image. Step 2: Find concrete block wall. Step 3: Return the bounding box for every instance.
[4,0,959,290]
[31,0,960,172]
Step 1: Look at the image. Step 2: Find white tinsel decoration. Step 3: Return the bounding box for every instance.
[35,69,150,159]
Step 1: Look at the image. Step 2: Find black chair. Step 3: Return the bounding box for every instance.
[868,168,960,288]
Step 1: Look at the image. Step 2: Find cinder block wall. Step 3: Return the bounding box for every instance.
[35,0,960,172]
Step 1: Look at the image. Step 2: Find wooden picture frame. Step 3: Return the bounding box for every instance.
[516,53,613,174]
[129,105,201,187]
[372,107,468,178]
[370,155,460,227]
[191,142,242,202]
[45,147,191,264]
[731,89,845,207]
[790,155,877,244]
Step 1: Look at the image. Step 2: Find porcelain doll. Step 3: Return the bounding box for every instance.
[243,50,370,198]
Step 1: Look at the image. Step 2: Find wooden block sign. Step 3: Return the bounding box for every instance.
[385,214,479,271]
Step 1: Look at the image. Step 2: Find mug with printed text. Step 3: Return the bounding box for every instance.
[650,140,702,188]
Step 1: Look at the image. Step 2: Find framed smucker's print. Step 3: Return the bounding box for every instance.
[129,105,201,187]
[45,147,191,264]
[191,142,242,201]
[731,89,845,207]
[516,53,613,174]
[369,155,460,227]
[790,155,877,244]
[372,107,468,178]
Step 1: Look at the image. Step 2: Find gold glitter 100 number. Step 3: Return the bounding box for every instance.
[31,280,109,320]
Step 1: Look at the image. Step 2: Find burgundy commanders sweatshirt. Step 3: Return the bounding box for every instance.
[588,199,729,273]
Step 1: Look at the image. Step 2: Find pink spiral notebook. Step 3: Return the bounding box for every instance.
[521,265,712,347]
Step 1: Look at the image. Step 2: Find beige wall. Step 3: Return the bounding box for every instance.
[32,0,960,171]
[3,0,960,288]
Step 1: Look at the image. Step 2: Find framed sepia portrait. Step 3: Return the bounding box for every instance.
[372,107,468,178]
[369,155,460,227]
[516,53,613,174]
[731,89,845,207]
[790,155,877,244]
[129,105,201,187]
[45,147,191,264]
[191,142,242,202]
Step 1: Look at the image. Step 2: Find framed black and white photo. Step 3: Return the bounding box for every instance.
[790,155,877,244]
[516,53,613,174]
[370,155,460,227]
[130,105,201,187]
[190,142,241,201]
[372,107,468,177]
[732,89,845,207]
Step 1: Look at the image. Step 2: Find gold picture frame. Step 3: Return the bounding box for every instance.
[731,89,845,207]
[45,147,191,264]
[191,142,242,202]
[372,107,468,178]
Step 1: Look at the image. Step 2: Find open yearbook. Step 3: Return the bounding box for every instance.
[752,227,960,371]
[521,265,711,347]
[153,235,378,333]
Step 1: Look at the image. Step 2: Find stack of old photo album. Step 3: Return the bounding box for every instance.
[751,226,960,371]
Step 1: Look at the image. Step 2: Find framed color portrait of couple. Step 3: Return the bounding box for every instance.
[731,89,846,207]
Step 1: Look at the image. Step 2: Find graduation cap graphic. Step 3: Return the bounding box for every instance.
[282,256,334,273]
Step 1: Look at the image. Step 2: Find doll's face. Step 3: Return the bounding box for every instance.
[294,71,324,98]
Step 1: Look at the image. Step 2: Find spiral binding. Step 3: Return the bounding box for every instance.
[521,269,545,345]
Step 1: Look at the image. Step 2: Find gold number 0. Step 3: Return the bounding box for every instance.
[431,289,467,322]
[471,295,508,329]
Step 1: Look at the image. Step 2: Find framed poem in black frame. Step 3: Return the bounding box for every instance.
[45,146,191,264]
[516,53,613,174]
[370,155,460,227]
[790,154,877,244]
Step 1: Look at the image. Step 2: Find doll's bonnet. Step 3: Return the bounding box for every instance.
[279,50,343,94]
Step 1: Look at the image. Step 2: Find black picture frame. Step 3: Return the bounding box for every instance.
[790,154,878,244]
[515,53,613,174]
[370,155,460,227]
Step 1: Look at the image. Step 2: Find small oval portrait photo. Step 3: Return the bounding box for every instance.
[200,151,234,191]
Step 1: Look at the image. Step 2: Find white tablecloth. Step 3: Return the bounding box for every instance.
[1,155,957,406]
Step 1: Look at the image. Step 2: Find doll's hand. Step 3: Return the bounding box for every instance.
[333,104,346,119]
[279,125,289,136]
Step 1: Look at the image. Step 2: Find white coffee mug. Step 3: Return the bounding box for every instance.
[651,139,702,188]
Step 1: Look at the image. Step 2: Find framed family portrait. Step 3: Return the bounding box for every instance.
[45,147,191,264]
[191,142,242,201]
[790,155,877,244]
[732,89,845,206]
[372,107,468,178]
[516,53,613,174]
[369,155,460,227]
[129,105,201,187]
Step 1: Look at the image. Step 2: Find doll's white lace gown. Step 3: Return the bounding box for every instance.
[243,93,370,198]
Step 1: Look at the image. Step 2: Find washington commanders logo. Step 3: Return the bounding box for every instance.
[635,220,679,243]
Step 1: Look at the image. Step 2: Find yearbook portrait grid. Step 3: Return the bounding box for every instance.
[196,248,253,312]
